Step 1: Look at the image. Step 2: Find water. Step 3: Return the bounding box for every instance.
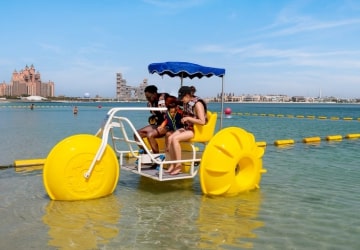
[1,101,360,249]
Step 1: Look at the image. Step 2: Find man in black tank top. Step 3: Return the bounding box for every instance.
[136,85,169,153]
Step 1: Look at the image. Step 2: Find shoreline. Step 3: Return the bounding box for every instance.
[1,100,359,105]
[0,98,360,105]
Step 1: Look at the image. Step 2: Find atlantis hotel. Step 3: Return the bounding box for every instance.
[0,64,55,97]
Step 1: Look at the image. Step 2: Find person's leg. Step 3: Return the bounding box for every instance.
[146,127,167,154]
[168,130,194,175]
[135,125,153,141]
[171,130,194,175]
[165,131,173,152]
[147,130,159,153]
[147,126,167,153]
[134,125,156,153]
[166,131,179,172]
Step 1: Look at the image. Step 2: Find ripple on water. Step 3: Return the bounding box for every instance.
[1,104,360,249]
[42,195,122,249]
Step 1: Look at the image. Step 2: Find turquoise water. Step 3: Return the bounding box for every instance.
[0,102,360,249]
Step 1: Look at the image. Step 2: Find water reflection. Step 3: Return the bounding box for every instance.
[137,175,195,193]
[42,195,121,249]
[196,191,264,249]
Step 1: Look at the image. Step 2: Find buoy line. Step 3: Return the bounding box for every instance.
[218,112,360,121]
[255,133,360,147]
[3,132,358,170]
[0,105,70,108]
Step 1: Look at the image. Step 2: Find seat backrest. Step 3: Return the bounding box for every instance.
[190,111,217,143]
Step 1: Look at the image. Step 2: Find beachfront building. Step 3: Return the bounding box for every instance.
[262,94,292,102]
[0,81,11,96]
[0,64,55,98]
[116,72,148,101]
[209,93,293,102]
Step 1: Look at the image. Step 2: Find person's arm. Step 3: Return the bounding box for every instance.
[147,101,154,114]
[158,116,168,128]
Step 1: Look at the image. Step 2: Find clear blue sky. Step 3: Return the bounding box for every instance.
[1,0,360,98]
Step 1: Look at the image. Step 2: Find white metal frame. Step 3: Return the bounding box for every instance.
[84,107,202,181]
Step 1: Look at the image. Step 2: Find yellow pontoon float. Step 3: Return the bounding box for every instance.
[43,62,266,200]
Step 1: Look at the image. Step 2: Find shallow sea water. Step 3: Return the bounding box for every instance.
[0,102,360,249]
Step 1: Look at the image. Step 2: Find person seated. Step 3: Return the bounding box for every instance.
[166,86,207,175]
[136,85,169,154]
[158,96,183,152]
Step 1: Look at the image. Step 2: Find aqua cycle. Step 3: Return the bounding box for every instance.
[42,62,267,200]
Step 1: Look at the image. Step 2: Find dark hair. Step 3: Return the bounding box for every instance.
[144,85,158,94]
[165,95,178,108]
[178,86,192,100]
[190,86,196,95]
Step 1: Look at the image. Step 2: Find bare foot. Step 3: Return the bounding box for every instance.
[165,164,175,173]
[170,165,182,175]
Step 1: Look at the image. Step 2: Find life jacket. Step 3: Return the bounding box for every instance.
[164,110,183,131]
[147,93,167,125]
[182,96,207,130]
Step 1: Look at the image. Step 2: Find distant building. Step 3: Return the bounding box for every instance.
[0,81,10,96]
[0,64,55,97]
[291,96,306,102]
[116,72,148,101]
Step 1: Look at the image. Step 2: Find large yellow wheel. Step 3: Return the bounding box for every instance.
[200,127,266,196]
[43,134,119,201]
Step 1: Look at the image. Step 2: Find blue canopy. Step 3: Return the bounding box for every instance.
[148,61,225,79]
[148,61,226,128]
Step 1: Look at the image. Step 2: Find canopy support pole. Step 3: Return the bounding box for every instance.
[220,76,224,128]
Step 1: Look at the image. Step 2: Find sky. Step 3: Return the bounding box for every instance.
[1,0,360,99]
